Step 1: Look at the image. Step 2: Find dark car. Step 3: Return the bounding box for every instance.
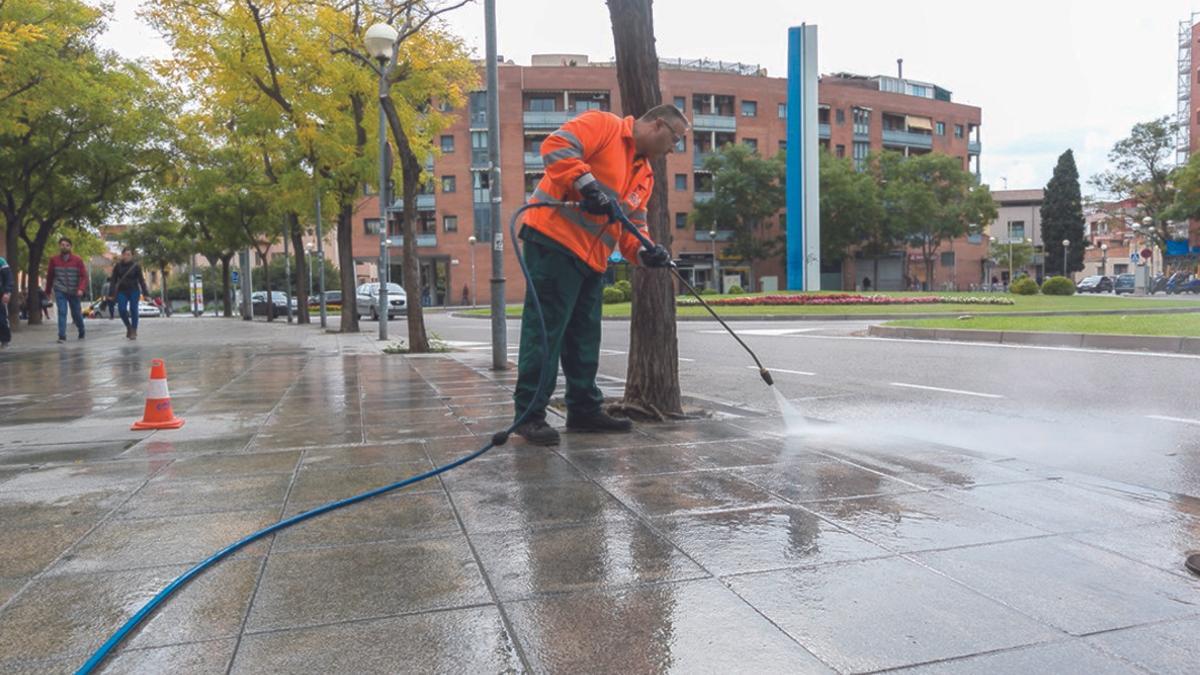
[308,290,342,308]
[1114,274,1136,295]
[1077,275,1113,293]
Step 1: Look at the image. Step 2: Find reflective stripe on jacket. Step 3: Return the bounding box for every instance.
[523,111,654,273]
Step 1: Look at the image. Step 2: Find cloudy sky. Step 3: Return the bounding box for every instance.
[101,0,1200,192]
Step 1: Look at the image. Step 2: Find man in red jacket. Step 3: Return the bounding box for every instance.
[45,236,89,343]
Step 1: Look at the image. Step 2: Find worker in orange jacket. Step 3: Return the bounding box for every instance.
[513,104,688,446]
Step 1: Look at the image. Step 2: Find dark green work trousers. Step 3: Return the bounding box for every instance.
[513,230,605,424]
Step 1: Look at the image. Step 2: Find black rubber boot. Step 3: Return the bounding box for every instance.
[514,420,561,446]
[566,410,633,433]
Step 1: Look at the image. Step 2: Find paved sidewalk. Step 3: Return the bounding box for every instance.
[0,318,1197,673]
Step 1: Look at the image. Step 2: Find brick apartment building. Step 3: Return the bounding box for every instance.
[349,54,984,305]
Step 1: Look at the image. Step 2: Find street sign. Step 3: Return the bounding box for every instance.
[231,270,239,285]
[1130,253,1139,263]
[1141,248,1152,260]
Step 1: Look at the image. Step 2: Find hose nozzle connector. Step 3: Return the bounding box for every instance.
[759,368,774,386]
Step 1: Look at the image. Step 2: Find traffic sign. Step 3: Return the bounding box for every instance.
[231,270,240,285]
[1141,248,1152,260]
[1130,253,1139,263]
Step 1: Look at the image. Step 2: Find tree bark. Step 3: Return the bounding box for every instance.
[336,200,359,331]
[3,219,21,330]
[381,97,430,352]
[607,0,682,418]
[22,222,53,326]
[288,212,310,324]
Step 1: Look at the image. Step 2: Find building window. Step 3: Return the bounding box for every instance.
[853,107,870,136]
[935,122,945,136]
[674,95,686,111]
[441,175,456,193]
[364,218,382,235]
[1007,221,1025,240]
[440,135,455,152]
[835,144,845,158]
[694,173,714,192]
[471,130,487,150]
[778,140,787,152]
[1114,263,1129,275]
[675,135,686,153]
[527,97,556,112]
[835,108,845,125]
[852,141,869,171]
[954,124,964,138]
[473,171,490,203]
[674,174,687,191]
[419,211,436,234]
[777,102,786,118]
[443,215,458,232]
[740,100,757,117]
[743,138,757,152]
[940,251,955,267]
[675,212,688,229]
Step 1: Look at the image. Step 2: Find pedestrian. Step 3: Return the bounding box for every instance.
[862,276,872,292]
[511,104,682,446]
[99,279,116,319]
[0,254,13,348]
[109,247,150,340]
[44,236,88,343]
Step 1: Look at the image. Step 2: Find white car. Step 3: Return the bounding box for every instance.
[137,301,162,317]
[356,283,407,320]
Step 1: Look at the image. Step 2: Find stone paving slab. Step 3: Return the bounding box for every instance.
[0,319,1197,673]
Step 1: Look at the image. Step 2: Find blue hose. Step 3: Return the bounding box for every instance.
[76,202,557,674]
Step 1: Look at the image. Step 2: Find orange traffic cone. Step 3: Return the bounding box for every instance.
[131,359,185,430]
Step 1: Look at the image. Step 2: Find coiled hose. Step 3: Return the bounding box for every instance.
[76,201,559,674]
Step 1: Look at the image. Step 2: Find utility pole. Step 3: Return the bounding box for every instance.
[485,0,506,370]
[315,187,327,328]
[240,248,253,320]
[282,218,293,323]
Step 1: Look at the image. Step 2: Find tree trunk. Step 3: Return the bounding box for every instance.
[381,97,430,352]
[23,225,53,326]
[220,255,233,317]
[288,212,310,324]
[336,200,359,332]
[4,220,21,330]
[159,266,168,315]
[607,0,683,418]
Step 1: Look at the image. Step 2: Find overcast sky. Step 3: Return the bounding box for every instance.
[101,0,1200,192]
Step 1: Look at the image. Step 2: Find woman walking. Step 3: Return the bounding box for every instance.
[109,248,151,340]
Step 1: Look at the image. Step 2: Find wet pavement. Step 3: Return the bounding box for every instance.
[0,317,1198,673]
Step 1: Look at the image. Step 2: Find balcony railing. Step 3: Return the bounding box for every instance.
[523,110,575,128]
[390,194,436,211]
[386,233,438,247]
[968,140,981,154]
[818,123,831,139]
[524,152,544,169]
[692,113,736,131]
[693,151,715,169]
[471,148,489,167]
[881,129,934,149]
[694,191,714,204]
[694,229,734,242]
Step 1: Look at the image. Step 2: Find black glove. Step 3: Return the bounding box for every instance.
[579,181,616,218]
[639,244,672,268]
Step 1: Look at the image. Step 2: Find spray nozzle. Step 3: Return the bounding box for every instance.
[759,368,774,386]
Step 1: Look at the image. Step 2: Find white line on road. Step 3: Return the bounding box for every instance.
[679,357,695,362]
[1145,414,1200,427]
[889,382,1003,398]
[703,328,817,336]
[747,366,815,376]
[794,334,1200,360]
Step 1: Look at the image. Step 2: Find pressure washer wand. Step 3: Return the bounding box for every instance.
[558,200,775,387]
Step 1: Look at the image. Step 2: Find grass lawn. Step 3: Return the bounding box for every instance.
[460,291,1200,319]
[888,313,1200,337]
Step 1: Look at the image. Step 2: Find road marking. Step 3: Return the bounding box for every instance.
[747,366,814,376]
[703,328,817,336]
[1146,415,1200,427]
[678,357,695,362]
[794,334,1200,360]
[889,382,1004,399]
[599,349,627,356]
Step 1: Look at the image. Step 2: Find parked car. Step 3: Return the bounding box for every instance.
[1076,275,1113,293]
[308,290,342,309]
[1167,273,1200,294]
[137,300,162,317]
[356,283,406,320]
[240,291,297,317]
[1113,274,1136,295]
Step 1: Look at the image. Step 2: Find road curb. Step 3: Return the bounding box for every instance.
[453,306,1200,322]
[868,324,1200,354]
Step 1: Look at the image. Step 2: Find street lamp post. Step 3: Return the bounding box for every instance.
[709,229,720,292]
[365,22,398,341]
[314,187,327,328]
[1061,239,1070,278]
[988,235,996,290]
[1006,223,1015,287]
[467,235,477,308]
[306,243,315,308]
[1100,243,1108,278]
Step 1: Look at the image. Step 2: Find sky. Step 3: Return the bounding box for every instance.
[99,0,1200,193]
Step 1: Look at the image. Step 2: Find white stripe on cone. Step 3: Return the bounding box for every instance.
[147,379,169,400]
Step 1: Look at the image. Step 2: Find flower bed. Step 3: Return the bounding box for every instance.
[676,293,1015,307]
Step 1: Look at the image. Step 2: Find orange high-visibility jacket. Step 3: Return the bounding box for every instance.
[524,111,655,273]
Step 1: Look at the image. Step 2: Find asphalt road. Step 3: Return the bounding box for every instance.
[417,310,1200,499]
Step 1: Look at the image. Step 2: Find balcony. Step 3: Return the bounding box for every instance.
[695,229,734,242]
[524,152,544,169]
[692,113,736,132]
[819,123,830,139]
[471,148,489,167]
[693,151,715,169]
[390,194,436,211]
[968,140,981,154]
[881,129,933,150]
[386,233,437,248]
[523,110,574,128]
[694,191,714,204]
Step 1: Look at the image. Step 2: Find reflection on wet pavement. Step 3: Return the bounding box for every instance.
[0,321,1197,672]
